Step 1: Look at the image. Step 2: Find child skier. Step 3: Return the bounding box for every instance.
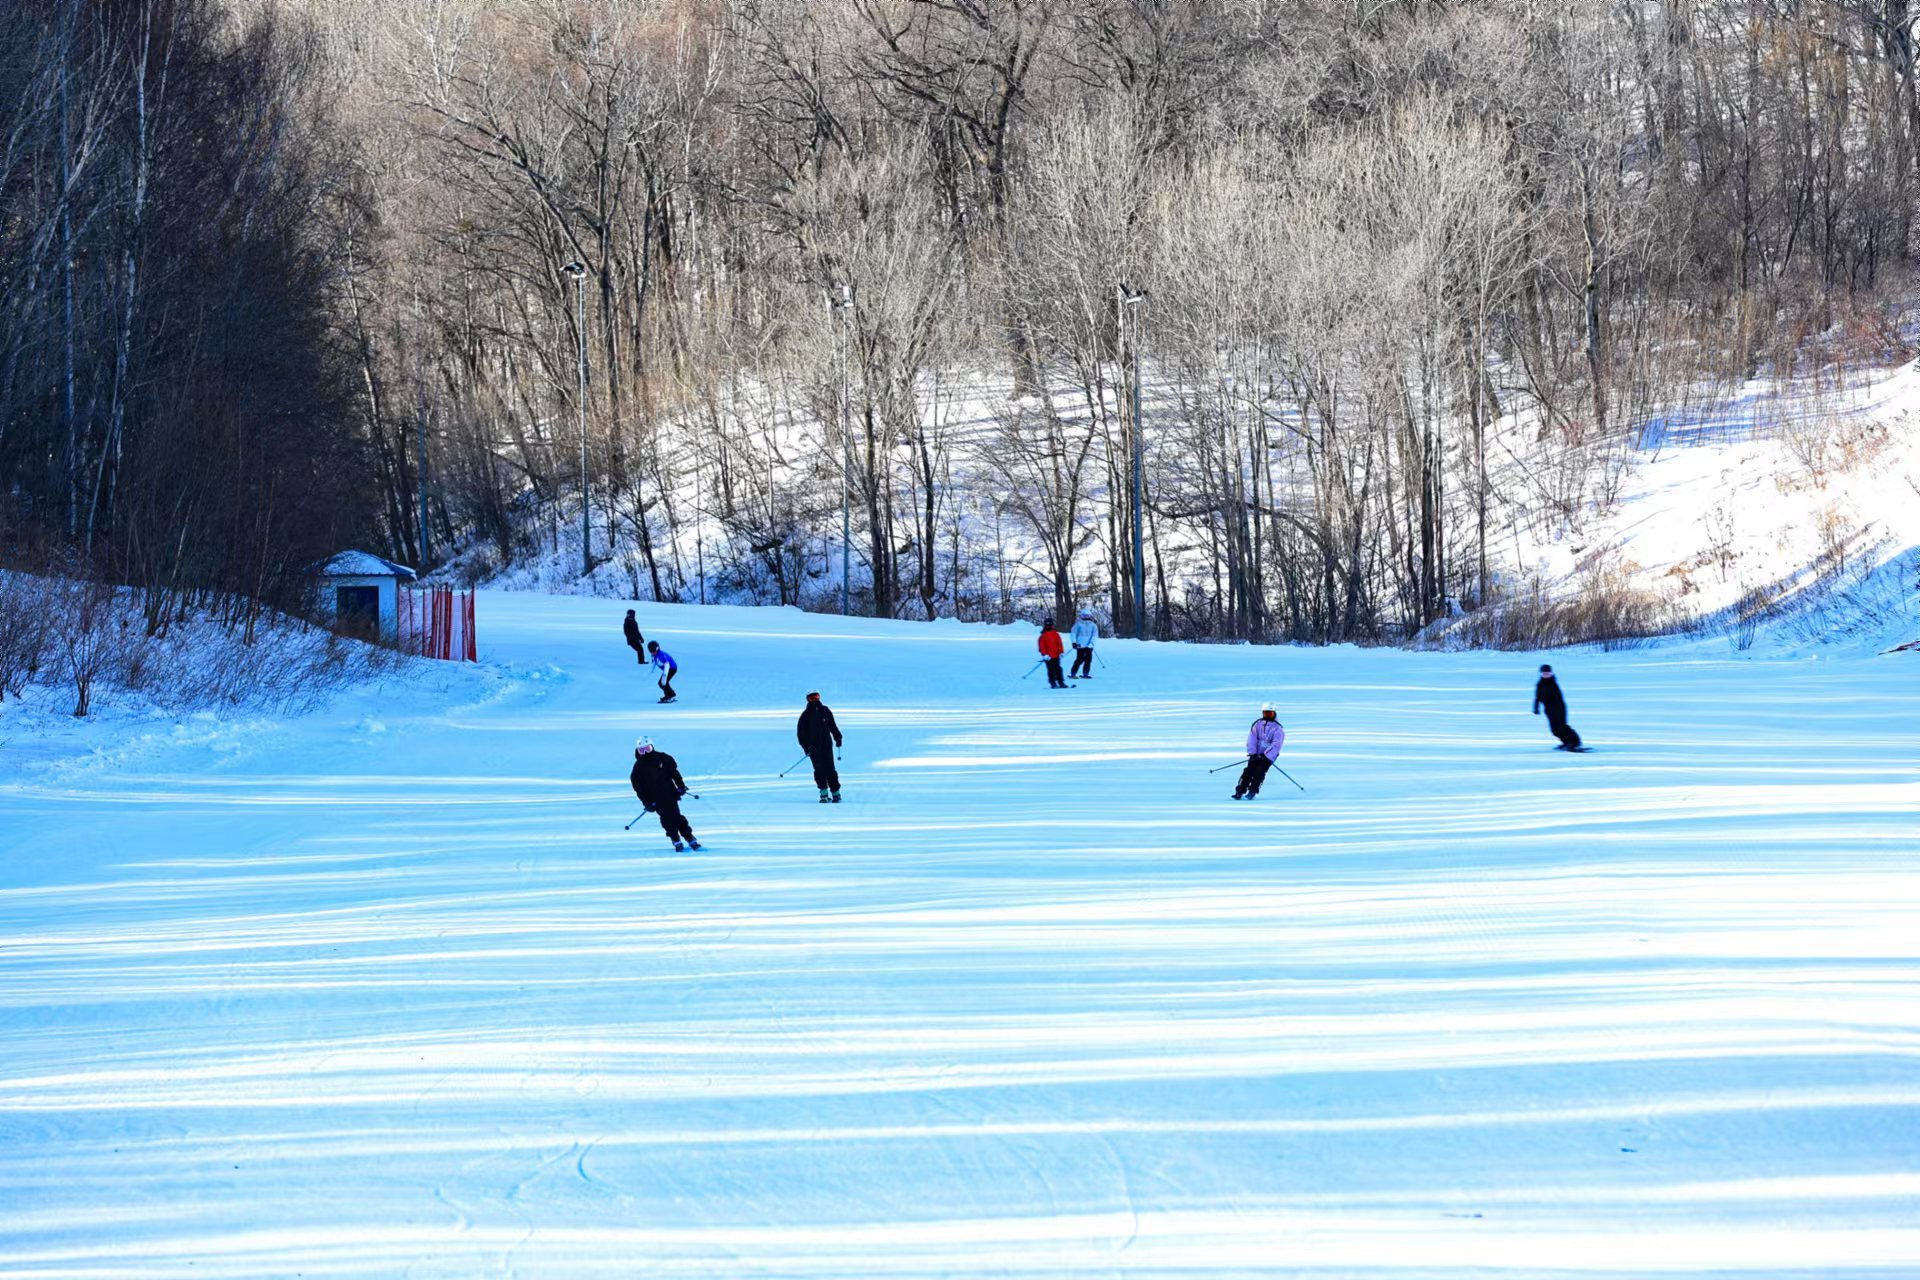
[797,691,844,803]
[622,609,644,665]
[629,738,700,851]
[1038,619,1068,689]
[1533,664,1584,750]
[1233,703,1286,799]
[1069,609,1099,680]
[647,640,678,703]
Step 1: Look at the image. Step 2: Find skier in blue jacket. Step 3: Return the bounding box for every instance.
[647,640,678,703]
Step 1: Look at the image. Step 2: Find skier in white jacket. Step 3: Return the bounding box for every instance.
[1068,609,1099,680]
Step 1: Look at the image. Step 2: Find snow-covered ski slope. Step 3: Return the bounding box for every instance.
[3,593,1918,1278]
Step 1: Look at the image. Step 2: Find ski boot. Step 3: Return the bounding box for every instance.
[685,838,702,851]
[830,790,842,803]
[819,788,831,803]
[671,840,686,852]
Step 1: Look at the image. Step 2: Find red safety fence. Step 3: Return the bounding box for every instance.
[399,586,478,662]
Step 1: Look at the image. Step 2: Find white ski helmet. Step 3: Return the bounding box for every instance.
[1260,702,1276,713]
[635,737,653,754]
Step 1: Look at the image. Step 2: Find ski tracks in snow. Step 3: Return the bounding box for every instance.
[4,593,1920,1275]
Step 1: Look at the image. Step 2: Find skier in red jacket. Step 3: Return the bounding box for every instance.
[1038,619,1068,689]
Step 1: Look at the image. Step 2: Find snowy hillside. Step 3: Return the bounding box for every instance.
[3,593,1918,1276]
[1508,357,1920,651]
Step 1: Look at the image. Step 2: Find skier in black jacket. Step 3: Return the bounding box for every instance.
[622,609,644,664]
[630,738,700,850]
[1532,664,1583,751]
[797,691,844,803]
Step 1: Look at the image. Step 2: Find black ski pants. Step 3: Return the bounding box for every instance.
[808,744,840,793]
[1547,715,1582,750]
[657,670,677,699]
[1236,754,1272,796]
[1070,646,1094,678]
[652,798,694,844]
[627,638,645,665]
[1045,656,1066,688]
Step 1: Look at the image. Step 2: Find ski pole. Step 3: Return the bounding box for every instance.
[624,812,647,830]
[1096,650,1109,669]
[1274,767,1305,792]
[1021,660,1044,680]
[778,754,808,778]
[1208,759,1246,774]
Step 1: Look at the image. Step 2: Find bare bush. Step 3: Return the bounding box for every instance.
[1732,580,1787,651]
[1434,560,1683,651]
[4,567,404,718]
[146,623,401,715]
[48,578,120,717]
[0,572,52,699]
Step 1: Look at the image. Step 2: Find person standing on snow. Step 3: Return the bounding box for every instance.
[1069,609,1099,680]
[1233,703,1286,799]
[622,609,644,665]
[630,738,700,851]
[1533,664,1583,751]
[1038,619,1068,689]
[797,691,844,803]
[647,640,678,703]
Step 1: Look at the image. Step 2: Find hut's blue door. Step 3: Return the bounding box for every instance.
[335,585,380,638]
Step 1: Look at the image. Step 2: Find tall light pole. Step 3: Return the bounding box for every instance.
[563,260,590,579]
[831,284,854,616]
[1118,284,1148,640]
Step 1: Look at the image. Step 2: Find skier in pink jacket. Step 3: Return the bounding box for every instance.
[1232,703,1286,799]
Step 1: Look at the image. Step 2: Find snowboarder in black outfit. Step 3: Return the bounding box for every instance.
[622,609,644,664]
[1533,664,1583,751]
[797,691,844,803]
[630,738,700,850]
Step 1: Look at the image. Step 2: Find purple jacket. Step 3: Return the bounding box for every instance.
[1246,718,1285,762]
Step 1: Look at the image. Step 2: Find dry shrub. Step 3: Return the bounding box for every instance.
[0,572,53,699]
[1731,580,1787,651]
[48,578,118,717]
[1,568,408,717]
[1832,303,1916,367]
[1777,400,1892,489]
[1436,561,1683,651]
[134,617,404,716]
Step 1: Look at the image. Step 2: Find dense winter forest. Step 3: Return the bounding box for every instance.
[1,0,1915,642]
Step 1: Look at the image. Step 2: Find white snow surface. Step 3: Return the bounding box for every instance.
[3,592,1919,1277]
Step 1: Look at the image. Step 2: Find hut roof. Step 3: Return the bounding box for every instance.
[315,550,417,580]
